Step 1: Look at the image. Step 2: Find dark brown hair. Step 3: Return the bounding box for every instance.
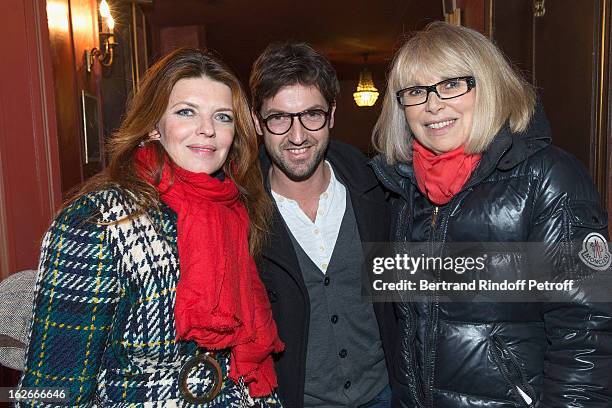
[249,42,339,113]
[72,47,271,254]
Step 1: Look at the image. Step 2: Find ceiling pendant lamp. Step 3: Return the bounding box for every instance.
[353,55,379,107]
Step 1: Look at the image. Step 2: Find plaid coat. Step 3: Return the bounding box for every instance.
[18,189,280,407]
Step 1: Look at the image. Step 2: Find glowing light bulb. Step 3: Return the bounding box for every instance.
[99,0,111,19]
[107,16,115,33]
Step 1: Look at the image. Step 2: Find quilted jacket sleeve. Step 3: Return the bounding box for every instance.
[528,149,612,407]
[17,195,119,407]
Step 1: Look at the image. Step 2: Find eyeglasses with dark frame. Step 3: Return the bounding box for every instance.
[396,76,476,107]
[259,109,330,135]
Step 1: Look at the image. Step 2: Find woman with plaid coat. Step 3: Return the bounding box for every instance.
[18,48,283,407]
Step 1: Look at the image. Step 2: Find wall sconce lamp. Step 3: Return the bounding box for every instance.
[353,54,379,107]
[86,0,117,72]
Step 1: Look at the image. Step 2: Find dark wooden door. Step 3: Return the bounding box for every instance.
[487,0,609,204]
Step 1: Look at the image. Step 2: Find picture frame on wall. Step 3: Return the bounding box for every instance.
[81,90,101,164]
[130,2,149,93]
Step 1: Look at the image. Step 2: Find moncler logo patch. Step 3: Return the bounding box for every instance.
[578,232,611,271]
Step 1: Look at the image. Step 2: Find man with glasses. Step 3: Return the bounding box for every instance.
[250,42,396,408]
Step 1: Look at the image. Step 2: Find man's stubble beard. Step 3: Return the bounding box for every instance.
[268,138,329,182]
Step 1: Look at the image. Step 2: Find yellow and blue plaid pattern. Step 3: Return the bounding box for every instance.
[18,189,281,407]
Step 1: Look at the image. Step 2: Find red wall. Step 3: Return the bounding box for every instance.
[0,0,64,395]
[0,0,61,279]
[0,0,105,280]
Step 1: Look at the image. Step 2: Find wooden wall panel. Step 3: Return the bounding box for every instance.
[0,0,61,279]
[70,0,104,180]
[100,2,134,143]
[47,0,104,196]
[534,0,597,172]
[489,0,608,197]
[604,0,611,237]
[489,0,534,82]
[160,25,206,56]
[591,0,609,206]
[456,0,486,34]
[100,2,148,146]
[0,0,118,391]
[47,0,84,195]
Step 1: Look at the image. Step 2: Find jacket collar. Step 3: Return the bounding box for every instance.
[494,101,551,170]
[257,147,302,280]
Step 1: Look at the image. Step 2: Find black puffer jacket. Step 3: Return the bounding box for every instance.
[370,107,612,407]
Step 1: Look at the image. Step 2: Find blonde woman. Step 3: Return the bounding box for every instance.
[372,22,611,407]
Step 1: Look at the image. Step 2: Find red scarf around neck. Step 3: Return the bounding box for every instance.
[135,146,284,397]
[412,139,481,205]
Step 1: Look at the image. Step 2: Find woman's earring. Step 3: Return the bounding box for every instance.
[138,129,160,147]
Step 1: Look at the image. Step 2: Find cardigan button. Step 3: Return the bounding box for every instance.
[331,315,338,324]
[324,276,330,286]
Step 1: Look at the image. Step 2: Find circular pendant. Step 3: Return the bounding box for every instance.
[178,353,223,404]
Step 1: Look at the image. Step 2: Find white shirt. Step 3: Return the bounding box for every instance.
[271,161,346,274]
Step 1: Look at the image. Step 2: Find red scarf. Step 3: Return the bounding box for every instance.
[412,140,481,205]
[135,146,284,397]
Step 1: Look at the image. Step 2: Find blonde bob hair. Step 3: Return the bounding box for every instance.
[373,21,536,164]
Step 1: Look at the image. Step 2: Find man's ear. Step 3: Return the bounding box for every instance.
[328,103,337,129]
[251,110,264,136]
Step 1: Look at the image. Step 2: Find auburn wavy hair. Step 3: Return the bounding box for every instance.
[72,47,271,255]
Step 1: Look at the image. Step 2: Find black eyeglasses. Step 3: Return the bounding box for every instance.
[396,76,476,107]
[259,109,330,135]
